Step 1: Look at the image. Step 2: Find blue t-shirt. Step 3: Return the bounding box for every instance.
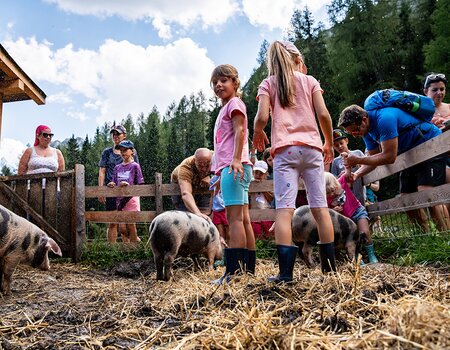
[364,107,441,155]
[98,147,139,184]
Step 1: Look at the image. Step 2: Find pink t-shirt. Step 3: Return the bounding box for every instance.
[257,71,324,156]
[327,175,362,218]
[213,97,251,173]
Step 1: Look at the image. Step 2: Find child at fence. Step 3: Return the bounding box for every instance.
[210,64,255,284]
[107,140,144,243]
[251,160,275,239]
[331,129,366,206]
[253,40,336,282]
[324,172,378,264]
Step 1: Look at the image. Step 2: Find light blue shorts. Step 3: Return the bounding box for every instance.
[273,145,327,209]
[220,164,252,206]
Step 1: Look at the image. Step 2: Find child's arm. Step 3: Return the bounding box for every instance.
[253,95,270,152]
[312,91,333,165]
[229,110,245,180]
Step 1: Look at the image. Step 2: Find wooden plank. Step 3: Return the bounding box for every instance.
[0,78,25,97]
[249,209,276,221]
[0,170,74,182]
[0,182,66,245]
[366,183,450,218]
[44,177,58,229]
[0,93,3,138]
[29,178,43,216]
[8,180,28,218]
[57,176,73,248]
[364,132,450,184]
[73,165,86,262]
[84,184,156,198]
[85,210,157,223]
[155,173,163,215]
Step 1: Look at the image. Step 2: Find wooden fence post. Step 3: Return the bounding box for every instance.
[73,164,86,262]
[155,172,163,215]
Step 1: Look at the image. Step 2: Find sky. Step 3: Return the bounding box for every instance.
[0,0,331,171]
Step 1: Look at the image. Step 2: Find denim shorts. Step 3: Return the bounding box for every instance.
[351,205,369,222]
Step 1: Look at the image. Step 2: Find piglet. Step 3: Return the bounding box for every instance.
[0,204,62,295]
[148,210,224,281]
[292,205,360,267]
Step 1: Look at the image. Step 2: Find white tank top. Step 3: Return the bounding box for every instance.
[26,147,59,174]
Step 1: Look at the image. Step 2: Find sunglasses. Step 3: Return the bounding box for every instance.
[424,73,446,88]
[41,132,54,138]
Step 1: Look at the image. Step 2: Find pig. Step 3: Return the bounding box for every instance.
[0,204,62,295]
[292,205,361,267]
[148,210,224,281]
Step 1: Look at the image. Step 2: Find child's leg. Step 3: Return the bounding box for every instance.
[127,223,140,242]
[107,223,118,243]
[274,209,295,245]
[119,223,130,242]
[226,205,246,248]
[310,208,334,243]
[357,218,373,245]
[243,204,255,250]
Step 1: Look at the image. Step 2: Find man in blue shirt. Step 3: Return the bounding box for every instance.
[338,104,449,232]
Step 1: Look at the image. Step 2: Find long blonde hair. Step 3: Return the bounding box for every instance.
[324,172,342,196]
[210,64,242,98]
[267,41,304,108]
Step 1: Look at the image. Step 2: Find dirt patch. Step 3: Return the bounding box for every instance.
[0,259,449,349]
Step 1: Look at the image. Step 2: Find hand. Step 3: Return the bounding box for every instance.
[98,196,106,204]
[229,159,244,181]
[333,205,343,213]
[119,181,129,187]
[252,129,269,152]
[323,143,334,165]
[198,212,212,223]
[200,176,211,188]
[107,182,115,188]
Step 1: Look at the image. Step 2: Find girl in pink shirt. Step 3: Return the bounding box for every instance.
[210,64,255,284]
[325,172,378,264]
[253,41,336,281]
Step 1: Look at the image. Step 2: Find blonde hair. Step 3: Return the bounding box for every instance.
[210,64,242,98]
[324,172,342,195]
[267,41,304,108]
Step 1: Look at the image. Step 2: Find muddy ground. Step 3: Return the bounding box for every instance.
[0,259,449,349]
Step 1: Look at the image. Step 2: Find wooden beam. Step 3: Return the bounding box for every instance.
[0,44,46,105]
[363,132,450,184]
[0,78,25,96]
[85,184,156,198]
[0,93,3,143]
[73,165,86,262]
[366,183,450,217]
[0,182,66,245]
[85,210,157,223]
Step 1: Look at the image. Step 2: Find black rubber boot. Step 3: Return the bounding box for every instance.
[268,245,298,283]
[212,248,246,285]
[246,249,256,275]
[319,242,337,273]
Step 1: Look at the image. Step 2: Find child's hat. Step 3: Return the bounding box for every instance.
[115,140,134,150]
[253,160,268,173]
[333,129,347,142]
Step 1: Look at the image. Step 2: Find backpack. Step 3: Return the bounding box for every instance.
[364,89,435,122]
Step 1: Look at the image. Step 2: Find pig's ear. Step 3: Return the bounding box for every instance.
[46,238,62,256]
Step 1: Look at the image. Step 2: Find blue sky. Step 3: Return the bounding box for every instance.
[0,0,330,170]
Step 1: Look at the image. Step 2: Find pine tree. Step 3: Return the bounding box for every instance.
[65,134,81,170]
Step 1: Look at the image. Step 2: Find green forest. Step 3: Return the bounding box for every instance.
[8,0,449,205]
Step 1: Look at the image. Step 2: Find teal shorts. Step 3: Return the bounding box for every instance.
[220,164,252,206]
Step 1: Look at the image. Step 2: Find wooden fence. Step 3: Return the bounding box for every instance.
[1,132,448,262]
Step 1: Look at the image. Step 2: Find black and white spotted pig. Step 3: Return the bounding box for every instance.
[148,210,224,281]
[292,205,360,267]
[0,204,62,295]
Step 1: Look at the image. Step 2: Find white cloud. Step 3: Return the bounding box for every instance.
[242,0,330,29]
[47,92,72,104]
[45,0,240,39]
[3,37,216,127]
[0,138,27,171]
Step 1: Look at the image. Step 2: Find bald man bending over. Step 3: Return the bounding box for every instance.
[171,148,213,221]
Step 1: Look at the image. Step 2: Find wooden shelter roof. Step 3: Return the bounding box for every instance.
[0,43,46,105]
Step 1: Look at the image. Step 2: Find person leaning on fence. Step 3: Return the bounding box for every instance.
[338,104,450,232]
[98,125,140,243]
[210,64,256,284]
[253,40,336,282]
[107,140,144,243]
[18,125,65,175]
[170,148,213,222]
[262,147,274,180]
